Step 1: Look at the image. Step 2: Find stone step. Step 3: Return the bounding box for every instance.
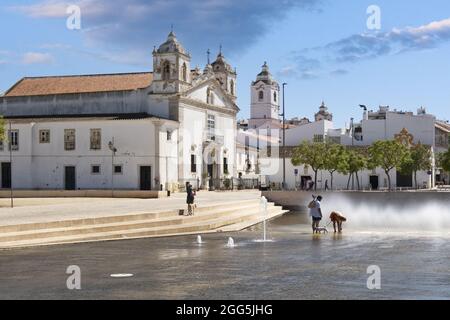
[0,202,265,243]
[0,198,264,233]
[0,206,286,249]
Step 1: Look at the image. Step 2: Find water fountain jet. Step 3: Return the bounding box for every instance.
[227,237,235,248]
[254,196,275,243]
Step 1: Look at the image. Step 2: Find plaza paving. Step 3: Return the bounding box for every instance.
[0,212,449,300]
[0,191,261,226]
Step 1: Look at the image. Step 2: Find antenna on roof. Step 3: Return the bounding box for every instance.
[207,49,211,65]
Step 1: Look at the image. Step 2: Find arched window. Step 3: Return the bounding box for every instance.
[207,87,212,104]
[162,61,171,80]
[274,92,277,102]
[230,79,235,96]
[182,62,187,82]
[258,91,264,101]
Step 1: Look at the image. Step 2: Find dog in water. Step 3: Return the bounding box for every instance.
[314,226,328,234]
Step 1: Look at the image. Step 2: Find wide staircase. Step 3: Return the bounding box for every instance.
[0,197,287,249]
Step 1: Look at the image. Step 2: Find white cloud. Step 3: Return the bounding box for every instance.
[22,52,55,65]
[283,17,450,80]
[40,43,73,50]
[11,0,323,59]
[404,18,450,35]
[12,0,70,18]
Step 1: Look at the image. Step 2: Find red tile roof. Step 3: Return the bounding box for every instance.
[4,72,153,97]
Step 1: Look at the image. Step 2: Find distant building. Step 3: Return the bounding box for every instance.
[261,105,449,190]
[286,117,311,127]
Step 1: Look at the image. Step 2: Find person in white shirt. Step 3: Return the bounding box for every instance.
[309,195,323,233]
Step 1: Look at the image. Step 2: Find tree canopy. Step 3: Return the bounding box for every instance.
[400,143,432,188]
[291,141,327,191]
[439,148,450,173]
[342,148,367,190]
[368,140,410,190]
[322,143,348,190]
[0,116,5,142]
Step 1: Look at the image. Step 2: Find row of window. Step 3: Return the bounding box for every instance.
[0,129,103,152]
[91,164,123,175]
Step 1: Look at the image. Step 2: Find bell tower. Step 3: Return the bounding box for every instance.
[211,47,237,101]
[152,31,191,94]
[248,62,280,129]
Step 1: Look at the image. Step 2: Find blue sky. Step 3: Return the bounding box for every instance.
[1,0,450,127]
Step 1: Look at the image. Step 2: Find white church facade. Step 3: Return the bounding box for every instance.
[0,32,238,192]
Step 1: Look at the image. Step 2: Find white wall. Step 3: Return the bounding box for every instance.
[285,120,333,146]
[186,82,227,108]
[0,119,175,190]
[260,158,432,190]
[350,112,436,146]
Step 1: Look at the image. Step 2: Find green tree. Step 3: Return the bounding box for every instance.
[342,149,367,190]
[439,148,450,173]
[368,140,410,190]
[0,116,5,143]
[323,143,348,190]
[400,143,432,189]
[291,141,326,191]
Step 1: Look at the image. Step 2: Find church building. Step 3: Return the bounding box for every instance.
[0,32,239,192]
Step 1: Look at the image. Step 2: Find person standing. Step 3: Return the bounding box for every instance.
[324,180,329,191]
[186,182,195,216]
[309,195,323,234]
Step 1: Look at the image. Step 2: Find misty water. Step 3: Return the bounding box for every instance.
[269,195,450,237]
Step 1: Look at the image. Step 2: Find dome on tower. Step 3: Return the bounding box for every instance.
[315,101,333,122]
[157,31,189,56]
[254,62,277,85]
[212,51,235,74]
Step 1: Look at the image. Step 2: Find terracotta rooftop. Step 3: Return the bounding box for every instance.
[3,72,153,97]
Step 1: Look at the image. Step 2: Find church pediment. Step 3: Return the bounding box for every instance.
[182,78,238,112]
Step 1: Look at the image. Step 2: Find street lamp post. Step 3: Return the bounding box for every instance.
[9,121,13,208]
[282,83,287,190]
[350,117,355,190]
[108,138,117,197]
